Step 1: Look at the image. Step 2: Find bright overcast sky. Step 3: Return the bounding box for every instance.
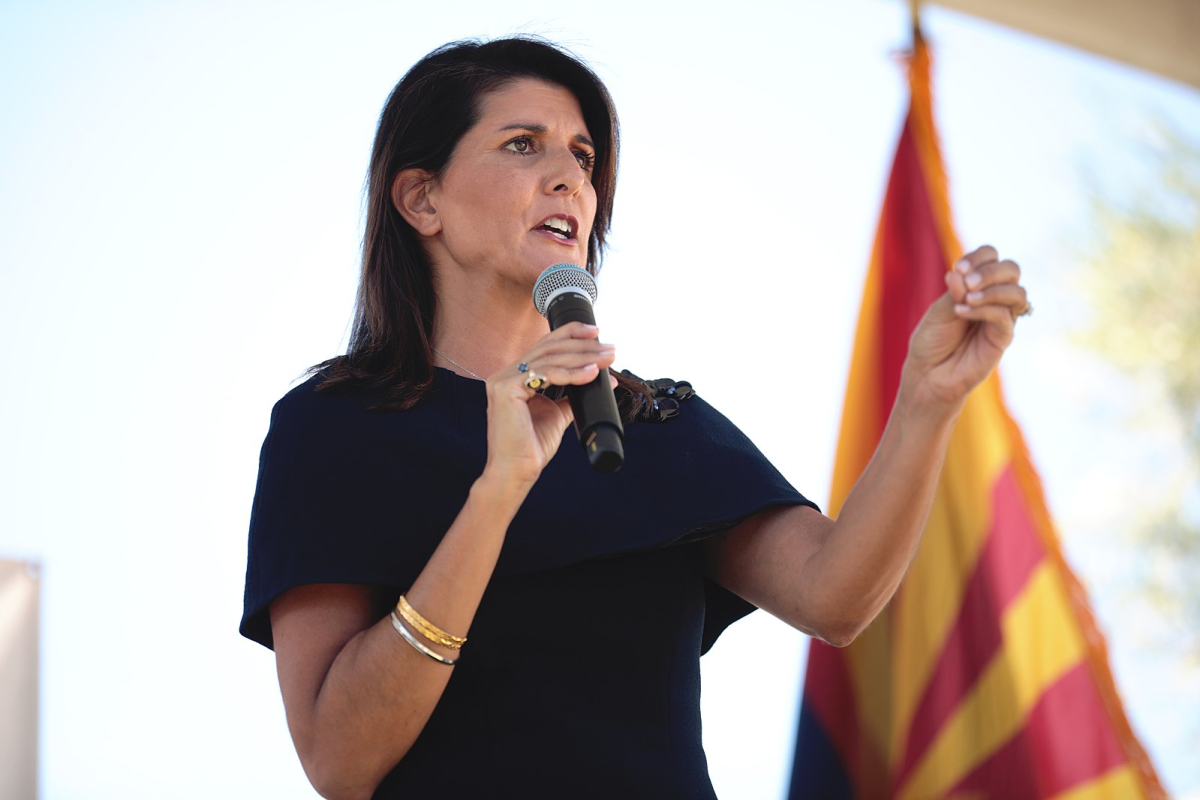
[2,1,1198,798]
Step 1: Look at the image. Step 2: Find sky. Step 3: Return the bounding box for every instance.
[1,1,1198,798]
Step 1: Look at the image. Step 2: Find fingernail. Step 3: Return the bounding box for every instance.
[967,291,984,303]
[955,303,971,314]
[965,272,982,289]
[955,258,971,274]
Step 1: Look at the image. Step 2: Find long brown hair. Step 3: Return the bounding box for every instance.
[313,36,651,419]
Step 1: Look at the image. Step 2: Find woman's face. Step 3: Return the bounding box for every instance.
[425,78,599,286]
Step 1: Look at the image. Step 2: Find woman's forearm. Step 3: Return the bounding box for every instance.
[275,470,532,800]
[803,373,963,643]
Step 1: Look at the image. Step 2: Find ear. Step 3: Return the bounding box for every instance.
[391,169,441,236]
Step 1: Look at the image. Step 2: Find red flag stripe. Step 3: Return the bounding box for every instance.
[803,640,886,797]
[940,721,1043,799]
[1005,429,1168,798]
[802,640,860,776]
[893,465,1046,788]
[878,118,949,428]
[945,659,1130,798]
[1026,660,1131,796]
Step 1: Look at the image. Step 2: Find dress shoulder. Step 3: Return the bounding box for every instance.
[239,373,485,648]
[240,369,818,652]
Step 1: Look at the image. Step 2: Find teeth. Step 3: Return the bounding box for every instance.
[543,218,571,235]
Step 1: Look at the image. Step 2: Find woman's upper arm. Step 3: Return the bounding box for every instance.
[702,504,838,641]
[269,584,387,753]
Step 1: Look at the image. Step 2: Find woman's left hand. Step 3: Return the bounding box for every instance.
[903,245,1029,412]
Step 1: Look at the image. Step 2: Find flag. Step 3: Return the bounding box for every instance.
[787,33,1164,800]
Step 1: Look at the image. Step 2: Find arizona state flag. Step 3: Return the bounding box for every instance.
[787,35,1164,800]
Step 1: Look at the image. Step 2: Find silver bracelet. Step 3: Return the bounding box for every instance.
[390,610,458,666]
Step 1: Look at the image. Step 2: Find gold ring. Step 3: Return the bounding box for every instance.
[523,371,549,391]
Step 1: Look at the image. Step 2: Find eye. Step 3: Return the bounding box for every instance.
[504,136,535,155]
[574,149,596,172]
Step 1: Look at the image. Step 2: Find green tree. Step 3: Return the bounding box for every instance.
[1077,122,1200,662]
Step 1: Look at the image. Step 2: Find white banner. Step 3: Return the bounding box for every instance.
[0,558,39,800]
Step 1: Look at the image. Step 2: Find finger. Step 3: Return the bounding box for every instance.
[962,283,1027,312]
[954,300,1018,330]
[543,362,619,388]
[962,259,1021,293]
[497,332,617,396]
[555,321,602,340]
[514,322,602,362]
[953,245,1000,276]
[494,360,606,397]
[532,341,616,368]
[524,336,615,363]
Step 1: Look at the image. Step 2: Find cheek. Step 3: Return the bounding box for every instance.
[582,186,600,238]
[473,172,528,218]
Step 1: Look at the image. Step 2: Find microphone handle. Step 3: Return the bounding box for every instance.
[544,291,624,473]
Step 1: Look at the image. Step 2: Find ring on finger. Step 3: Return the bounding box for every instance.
[1012,301,1033,320]
[523,370,549,391]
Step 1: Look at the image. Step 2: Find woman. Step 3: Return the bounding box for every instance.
[240,37,1029,799]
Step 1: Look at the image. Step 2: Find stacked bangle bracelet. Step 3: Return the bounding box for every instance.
[397,595,467,650]
[390,611,457,666]
[388,594,467,667]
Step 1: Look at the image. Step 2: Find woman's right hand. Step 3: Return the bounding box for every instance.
[482,321,617,488]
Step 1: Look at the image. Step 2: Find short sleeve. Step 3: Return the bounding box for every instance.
[239,379,478,649]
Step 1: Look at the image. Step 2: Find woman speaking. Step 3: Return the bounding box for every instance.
[240,36,1030,799]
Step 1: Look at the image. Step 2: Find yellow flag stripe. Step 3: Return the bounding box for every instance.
[884,375,1013,764]
[829,235,885,519]
[1048,765,1145,800]
[896,562,1084,800]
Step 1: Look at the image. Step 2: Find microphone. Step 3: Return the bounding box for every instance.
[532,264,624,473]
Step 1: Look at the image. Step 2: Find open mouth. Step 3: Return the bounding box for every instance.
[536,216,577,241]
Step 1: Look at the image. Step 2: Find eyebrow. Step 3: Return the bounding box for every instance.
[498,123,594,149]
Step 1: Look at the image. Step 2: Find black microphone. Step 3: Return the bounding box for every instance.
[531,264,624,473]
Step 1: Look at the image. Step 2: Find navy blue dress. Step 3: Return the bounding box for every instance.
[240,368,816,798]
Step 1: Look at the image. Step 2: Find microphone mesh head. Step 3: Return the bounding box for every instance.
[532,264,597,317]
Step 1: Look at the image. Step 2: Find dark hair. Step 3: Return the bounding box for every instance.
[313,36,652,418]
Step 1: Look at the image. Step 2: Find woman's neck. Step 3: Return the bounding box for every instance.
[431,271,550,380]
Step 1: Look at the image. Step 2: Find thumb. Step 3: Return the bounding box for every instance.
[554,395,575,426]
[925,286,961,324]
[944,268,967,304]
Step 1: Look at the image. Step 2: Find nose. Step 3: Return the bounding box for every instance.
[543,147,586,196]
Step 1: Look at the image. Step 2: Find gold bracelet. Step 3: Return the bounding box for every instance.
[389,611,457,666]
[397,603,462,649]
[397,596,466,650]
[397,594,467,650]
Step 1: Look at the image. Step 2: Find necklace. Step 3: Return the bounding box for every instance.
[431,347,484,380]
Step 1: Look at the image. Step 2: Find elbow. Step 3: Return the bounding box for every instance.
[302,749,389,800]
[288,710,417,800]
[307,768,376,800]
[816,622,864,648]
[808,607,877,648]
[803,587,891,648]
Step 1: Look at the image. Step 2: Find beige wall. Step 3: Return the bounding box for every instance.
[930,0,1200,89]
[0,559,39,800]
